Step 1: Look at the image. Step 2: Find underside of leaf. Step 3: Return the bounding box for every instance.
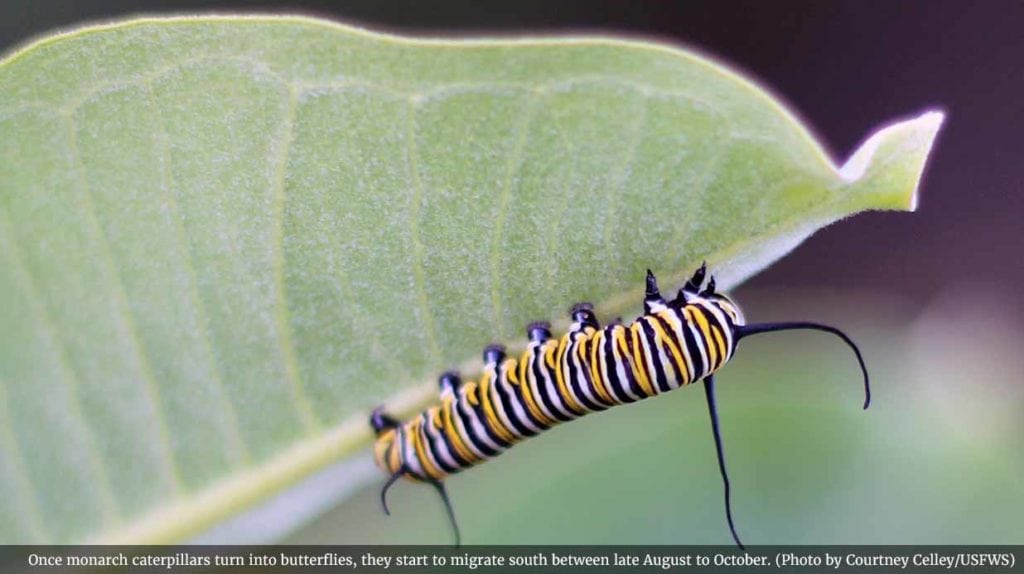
[0,16,942,543]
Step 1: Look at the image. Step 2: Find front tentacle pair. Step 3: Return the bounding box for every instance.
[371,405,462,546]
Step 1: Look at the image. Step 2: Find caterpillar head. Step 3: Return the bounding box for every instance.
[370,407,402,474]
[372,427,400,474]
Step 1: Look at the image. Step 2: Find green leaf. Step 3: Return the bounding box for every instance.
[0,15,942,544]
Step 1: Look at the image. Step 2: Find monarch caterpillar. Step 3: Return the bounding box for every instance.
[370,264,870,547]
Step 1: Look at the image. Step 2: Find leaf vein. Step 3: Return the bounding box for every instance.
[404,99,444,364]
[328,264,417,387]
[602,96,649,269]
[542,118,579,301]
[143,80,252,467]
[0,207,122,532]
[489,90,543,337]
[669,138,734,264]
[62,113,186,495]
[269,87,320,435]
[0,375,50,543]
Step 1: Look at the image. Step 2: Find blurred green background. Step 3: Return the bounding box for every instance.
[282,289,1024,544]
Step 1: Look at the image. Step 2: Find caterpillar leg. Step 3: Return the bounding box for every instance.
[700,275,717,297]
[569,302,599,329]
[370,406,400,435]
[438,371,462,398]
[702,374,745,549]
[527,321,552,342]
[674,261,708,305]
[483,343,506,367]
[644,269,667,313]
[684,261,707,292]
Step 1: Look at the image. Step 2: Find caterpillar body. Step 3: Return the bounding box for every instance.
[370,265,870,547]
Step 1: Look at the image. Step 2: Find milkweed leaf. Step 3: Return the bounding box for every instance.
[0,16,942,543]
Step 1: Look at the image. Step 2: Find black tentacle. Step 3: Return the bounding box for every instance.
[430,479,462,546]
[702,375,745,550]
[735,321,871,409]
[380,468,405,516]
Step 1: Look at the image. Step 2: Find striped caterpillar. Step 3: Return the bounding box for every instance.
[370,265,870,547]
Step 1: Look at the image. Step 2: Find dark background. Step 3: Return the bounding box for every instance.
[4,0,1021,307]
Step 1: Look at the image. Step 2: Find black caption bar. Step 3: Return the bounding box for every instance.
[2,546,1019,573]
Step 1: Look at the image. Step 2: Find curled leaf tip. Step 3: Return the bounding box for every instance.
[838,109,945,212]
